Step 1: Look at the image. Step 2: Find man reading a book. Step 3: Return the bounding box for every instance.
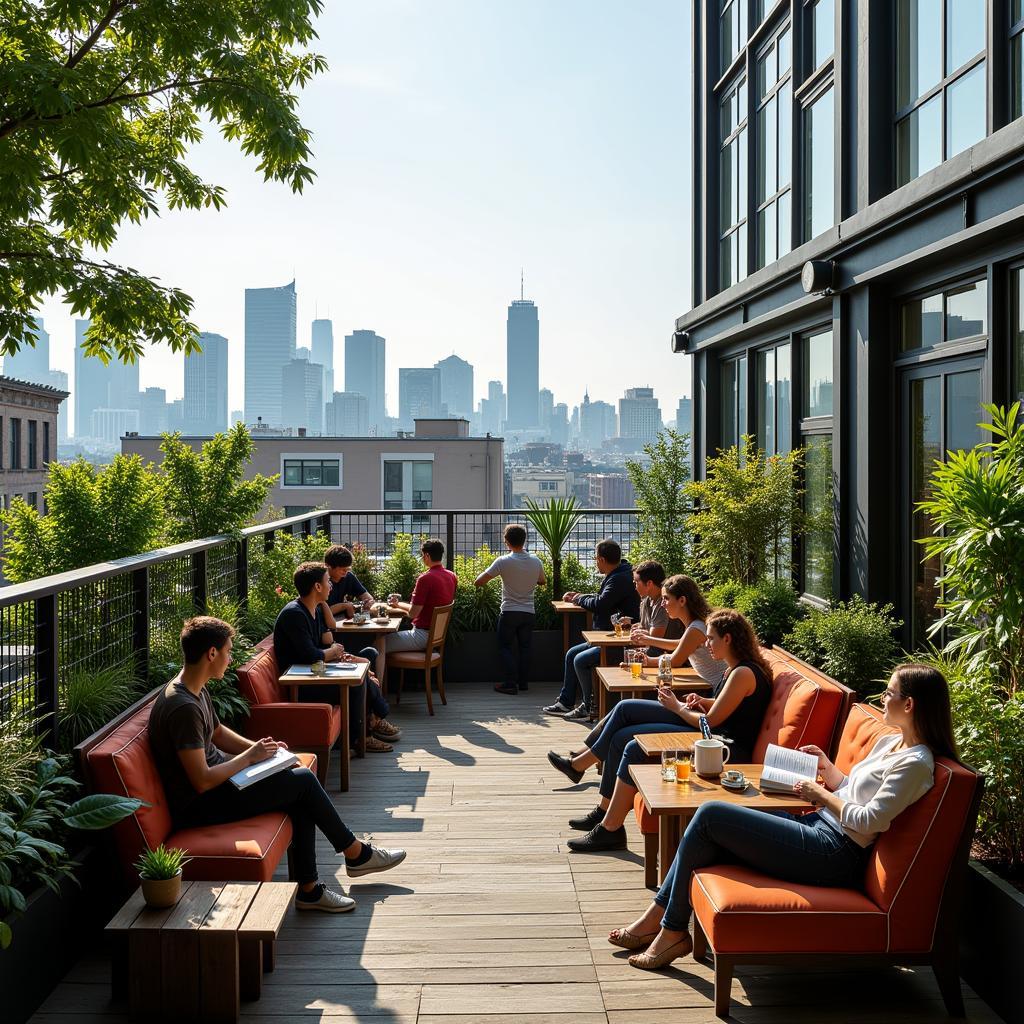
[148,616,406,912]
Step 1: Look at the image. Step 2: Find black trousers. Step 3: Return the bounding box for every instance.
[497,611,534,688]
[178,765,357,884]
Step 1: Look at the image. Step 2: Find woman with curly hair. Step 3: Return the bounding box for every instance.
[549,602,773,853]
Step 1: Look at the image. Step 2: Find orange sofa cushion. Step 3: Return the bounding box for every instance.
[237,647,283,705]
[691,865,887,953]
[834,702,898,774]
[246,702,342,749]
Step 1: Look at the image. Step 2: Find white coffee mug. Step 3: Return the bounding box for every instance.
[693,738,731,777]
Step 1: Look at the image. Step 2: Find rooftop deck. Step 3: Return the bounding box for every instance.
[33,681,1000,1024]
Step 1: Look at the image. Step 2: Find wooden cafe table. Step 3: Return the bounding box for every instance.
[593,664,712,722]
[332,615,402,689]
[552,600,592,654]
[279,661,368,792]
[581,629,635,668]
[629,762,814,885]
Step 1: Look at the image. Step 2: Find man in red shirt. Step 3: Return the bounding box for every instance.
[387,538,457,651]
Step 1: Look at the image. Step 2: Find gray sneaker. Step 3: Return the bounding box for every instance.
[564,702,592,722]
[346,845,408,877]
[542,700,573,716]
[295,884,355,913]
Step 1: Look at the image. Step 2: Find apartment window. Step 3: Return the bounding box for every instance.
[538,480,559,492]
[721,354,748,451]
[896,0,987,186]
[757,342,792,456]
[26,492,37,509]
[383,459,433,510]
[803,85,835,241]
[801,328,833,601]
[1013,0,1024,120]
[1013,268,1024,402]
[0,416,4,470]
[27,421,37,469]
[900,278,987,351]
[809,0,835,69]
[720,76,749,289]
[756,25,793,268]
[43,422,50,464]
[720,0,749,73]
[282,458,340,487]
[9,418,21,469]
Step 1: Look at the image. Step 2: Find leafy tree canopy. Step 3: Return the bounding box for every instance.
[0,0,325,361]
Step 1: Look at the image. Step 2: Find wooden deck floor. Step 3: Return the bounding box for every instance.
[33,680,1001,1024]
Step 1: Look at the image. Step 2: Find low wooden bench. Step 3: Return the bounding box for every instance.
[106,880,296,1022]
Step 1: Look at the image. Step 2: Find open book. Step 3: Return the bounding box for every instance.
[230,747,298,790]
[758,743,818,793]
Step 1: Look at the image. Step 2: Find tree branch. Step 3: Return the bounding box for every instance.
[66,1,133,70]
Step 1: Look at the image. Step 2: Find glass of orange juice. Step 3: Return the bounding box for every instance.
[628,648,644,678]
[676,751,692,783]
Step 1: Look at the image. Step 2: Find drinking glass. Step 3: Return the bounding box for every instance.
[675,751,692,783]
[661,749,678,782]
[627,649,644,678]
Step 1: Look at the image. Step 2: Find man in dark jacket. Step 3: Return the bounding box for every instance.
[543,539,640,721]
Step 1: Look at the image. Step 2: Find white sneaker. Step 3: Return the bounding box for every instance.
[295,884,355,912]
[346,845,408,877]
[542,701,573,716]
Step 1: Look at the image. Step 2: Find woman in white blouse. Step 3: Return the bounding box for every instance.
[609,663,956,970]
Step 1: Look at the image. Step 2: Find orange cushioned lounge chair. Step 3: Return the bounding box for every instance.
[689,702,984,1018]
[80,692,316,886]
[633,646,853,886]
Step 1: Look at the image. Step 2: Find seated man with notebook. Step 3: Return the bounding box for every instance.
[274,562,398,752]
[148,616,406,913]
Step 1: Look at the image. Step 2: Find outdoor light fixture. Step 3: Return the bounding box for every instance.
[801,259,838,295]
[672,329,690,352]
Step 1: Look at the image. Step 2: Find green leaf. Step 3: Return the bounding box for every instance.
[0,920,11,949]
[63,794,146,831]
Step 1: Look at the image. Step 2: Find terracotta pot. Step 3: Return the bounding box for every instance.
[140,869,182,908]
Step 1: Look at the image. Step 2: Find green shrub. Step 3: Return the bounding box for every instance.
[451,545,502,639]
[246,529,334,637]
[377,533,425,602]
[58,665,141,751]
[734,578,804,647]
[0,712,44,806]
[347,542,380,599]
[707,580,744,609]
[783,596,902,697]
[626,428,691,576]
[533,552,597,629]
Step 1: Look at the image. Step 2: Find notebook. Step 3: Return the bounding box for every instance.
[230,747,298,790]
[758,743,818,793]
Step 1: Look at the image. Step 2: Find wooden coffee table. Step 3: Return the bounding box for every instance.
[593,665,711,721]
[629,762,814,887]
[106,880,296,1022]
[279,662,369,791]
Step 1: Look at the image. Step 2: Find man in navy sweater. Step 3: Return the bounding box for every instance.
[543,539,640,722]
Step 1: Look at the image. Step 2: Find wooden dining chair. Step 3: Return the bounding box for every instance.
[385,603,454,715]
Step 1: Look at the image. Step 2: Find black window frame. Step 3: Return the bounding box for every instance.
[27,420,37,469]
[9,418,21,470]
[281,458,341,488]
[1012,1,1024,120]
[896,272,989,361]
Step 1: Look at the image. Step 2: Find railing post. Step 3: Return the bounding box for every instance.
[264,529,275,553]
[132,567,150,683]
[235,537,249,612]
[302,517,312,538]
[446,513,454,569]
[33,593,58,747]
[191,550,208,614]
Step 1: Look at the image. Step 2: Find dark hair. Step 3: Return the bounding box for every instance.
[504,523,527,547]
[180,616,235,664]
[706,608,771,679]
[324,544,354,569]
[634,560,666,587]
[595,538,621,564]
[294,561,329,596]
[892,664,958,760]
[663,574,711,621]
[421,538,445,562]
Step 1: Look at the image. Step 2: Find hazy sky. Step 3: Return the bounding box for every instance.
[36,0,693,423]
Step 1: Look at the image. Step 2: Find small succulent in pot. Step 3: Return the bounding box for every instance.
[133,844,190,908]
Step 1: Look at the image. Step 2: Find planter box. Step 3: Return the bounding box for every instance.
[443,629,563,683]
[960,860,1022,1024]
[0,848,113,1024]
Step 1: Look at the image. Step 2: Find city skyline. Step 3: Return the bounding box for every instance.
[27,1,691,423]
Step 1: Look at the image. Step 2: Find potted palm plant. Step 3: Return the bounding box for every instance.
[133,844,190,908]
[524,496,585,597]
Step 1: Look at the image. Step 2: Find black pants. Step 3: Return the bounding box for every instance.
[298,646,383,743]
[178,765,357,885]
[497,611,534,688]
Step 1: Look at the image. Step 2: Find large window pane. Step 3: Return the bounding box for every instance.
[757,95,778,202]
[946,61,987,159]
[946,370,983,454]
[946,0,985,74]
[1014,269,1024,402]
[803,434,833,600]
[779,81,792,190]
[811,0,835,68]
[1013,33,1023,121]
[777,344,792,452]
[945,279,987,340]
[804,87,835,240]
[803,329,833,417]
[901,293,943,350]
[896,0,943,108]
[721,0,749,73]
[722,360,738,450]
[896,94,942,185]
[910,377,942,646]
[758,348,776,455]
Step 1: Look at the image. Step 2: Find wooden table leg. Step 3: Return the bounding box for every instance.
[239,937,262,1001]
[338,687,350,792]
[658,814,685,885]
[562,614,569,657]
[200,930,240,1024]
[355,679,367,759]
[128,931,163,1019]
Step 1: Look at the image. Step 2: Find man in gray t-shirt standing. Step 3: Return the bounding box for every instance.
[475,523,546,695]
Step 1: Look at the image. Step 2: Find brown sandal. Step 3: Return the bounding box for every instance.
[628,936,692,970]
[608,927,657,950]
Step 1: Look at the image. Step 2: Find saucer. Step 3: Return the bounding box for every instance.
[721,776,748,791]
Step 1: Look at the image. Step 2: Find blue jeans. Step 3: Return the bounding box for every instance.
[588,699,693,798]
[558,642,602,708]
[654,803,869,931]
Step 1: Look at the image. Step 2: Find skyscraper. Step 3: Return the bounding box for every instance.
[478,379,506,435]
[434,354,474,419]
[184,332,229,435]
[244,279,296,426]
[74,319,139,438]
[48,369,69,442]
[325,392,369,435]
[344,330,386,430]
[3,316,51,383]
[675,396,693,436]
[311,319,334,414]
[618,387,662,442]
[399,367,441,424]
[139,387,169,434]
[538,388,554,432]
[281,358,324,433]
[579,392,617,450]
[506,287,539,428]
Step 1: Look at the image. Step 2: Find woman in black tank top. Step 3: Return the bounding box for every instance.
[712,657,772,762]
